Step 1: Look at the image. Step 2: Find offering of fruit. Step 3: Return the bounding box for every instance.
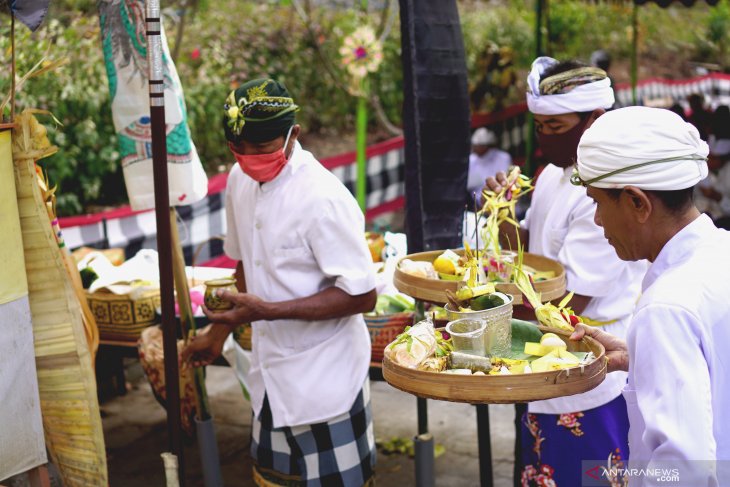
[433,249,463,279]
[365,231,386,262]
[523,332,568,356]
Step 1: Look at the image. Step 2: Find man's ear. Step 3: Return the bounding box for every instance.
[290,124,301,140]
[622,186,652,223]
[584,108,606,131]
[227,141,240,154]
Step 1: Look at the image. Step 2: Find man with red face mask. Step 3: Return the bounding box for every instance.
[182,78,378,486]
[484,58,647,485]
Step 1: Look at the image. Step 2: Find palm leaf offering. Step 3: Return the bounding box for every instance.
[478,166,534,256]
[511,245,612,331]
[386,319,593,375]
[13,110,108,486]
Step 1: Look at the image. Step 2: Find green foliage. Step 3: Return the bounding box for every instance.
[1,16,124,215]
[2,0,728,216]
[692,0,730,65]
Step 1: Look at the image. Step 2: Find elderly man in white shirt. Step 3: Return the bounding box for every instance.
[467,127,512,203]
[485,57,646,486]
[572,106,730,486]
[183,78,377,486]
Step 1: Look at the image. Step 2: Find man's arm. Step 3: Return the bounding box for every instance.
[630,305,716,471]
[498,222,528,251]
[203,286,377,327]
[561,292,591,315]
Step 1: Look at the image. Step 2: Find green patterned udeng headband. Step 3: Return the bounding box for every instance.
[570,154,708,187]
[223,89,299,136]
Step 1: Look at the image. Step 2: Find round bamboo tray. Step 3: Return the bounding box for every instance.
[382,326,606,404]
[393,250,565,305]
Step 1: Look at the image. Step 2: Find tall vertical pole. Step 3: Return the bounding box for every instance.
[146,1,185,482]
[631,3,639,106]
[356,0,369,212]
[356,95,368,211]
[525,0,544,177]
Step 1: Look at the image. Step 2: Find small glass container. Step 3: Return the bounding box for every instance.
[486,250,516,281]
[204,277,237,311]
[445,318,487,356]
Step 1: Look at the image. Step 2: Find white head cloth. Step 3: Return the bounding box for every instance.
[575,106,709,190]
[526,57,615,115]
[471,127,497,146]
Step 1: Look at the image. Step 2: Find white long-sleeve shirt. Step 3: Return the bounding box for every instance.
[467,148,512,199]
[624,214,730,486]
[224,141,375,428]
[523,164,647,414]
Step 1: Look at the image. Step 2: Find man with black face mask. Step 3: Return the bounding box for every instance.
[484,58,647,485]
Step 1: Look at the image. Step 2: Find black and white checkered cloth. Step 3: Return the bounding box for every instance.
[58,141,405,266]
[251,381,375,486]
[614,73,730,109]
[59,74,730,265]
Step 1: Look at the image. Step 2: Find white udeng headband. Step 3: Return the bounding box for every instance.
[526,57,615,115]
[575,106,709,190]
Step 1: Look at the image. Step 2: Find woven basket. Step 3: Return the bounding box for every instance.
[393,250,566,305]
[87,288,160,341]
[383,325,606,404]
[365,312,414,363]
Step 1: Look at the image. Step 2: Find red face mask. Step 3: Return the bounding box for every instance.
[536,115,592,167]
[232,127,294,182]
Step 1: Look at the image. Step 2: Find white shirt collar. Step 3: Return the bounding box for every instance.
[642,213,715,291]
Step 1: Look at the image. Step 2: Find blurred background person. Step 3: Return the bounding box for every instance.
[590,49,615,108]
[687,93,712,141]
[466,127,512,207]
[669,102,687,121]
[696,105,730,229]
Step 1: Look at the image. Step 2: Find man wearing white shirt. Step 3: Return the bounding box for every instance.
[485,58,646,485]
[467,127,512,204]
[183,79,377,486]
[572,106,730,486]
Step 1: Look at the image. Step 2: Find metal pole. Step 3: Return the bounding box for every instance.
[476,404,493,487]
[356,95,368,211]
[146,2,185,482]
[631,3,639,106]
[414,433,435,487]
[525,0,545,177]
[412,299,433,486]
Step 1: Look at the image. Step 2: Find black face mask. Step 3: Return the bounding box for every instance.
[537,115,593,167]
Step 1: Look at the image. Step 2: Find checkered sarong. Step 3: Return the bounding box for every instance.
[251,380,375,487]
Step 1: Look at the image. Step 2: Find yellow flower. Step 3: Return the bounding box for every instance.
[227,106,239,120]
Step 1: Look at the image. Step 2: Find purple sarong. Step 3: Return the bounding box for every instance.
[520,394,630,486]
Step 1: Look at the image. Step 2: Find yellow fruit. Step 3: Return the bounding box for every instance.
[433,255,456,274]
[433,250,461,275]
[540,333,566,348]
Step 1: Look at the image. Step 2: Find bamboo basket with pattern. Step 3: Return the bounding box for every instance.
[365,312,414,363]
[87,287,161,342]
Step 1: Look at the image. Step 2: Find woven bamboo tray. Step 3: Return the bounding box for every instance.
[382,326,606,404]
[393,250,565,305]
